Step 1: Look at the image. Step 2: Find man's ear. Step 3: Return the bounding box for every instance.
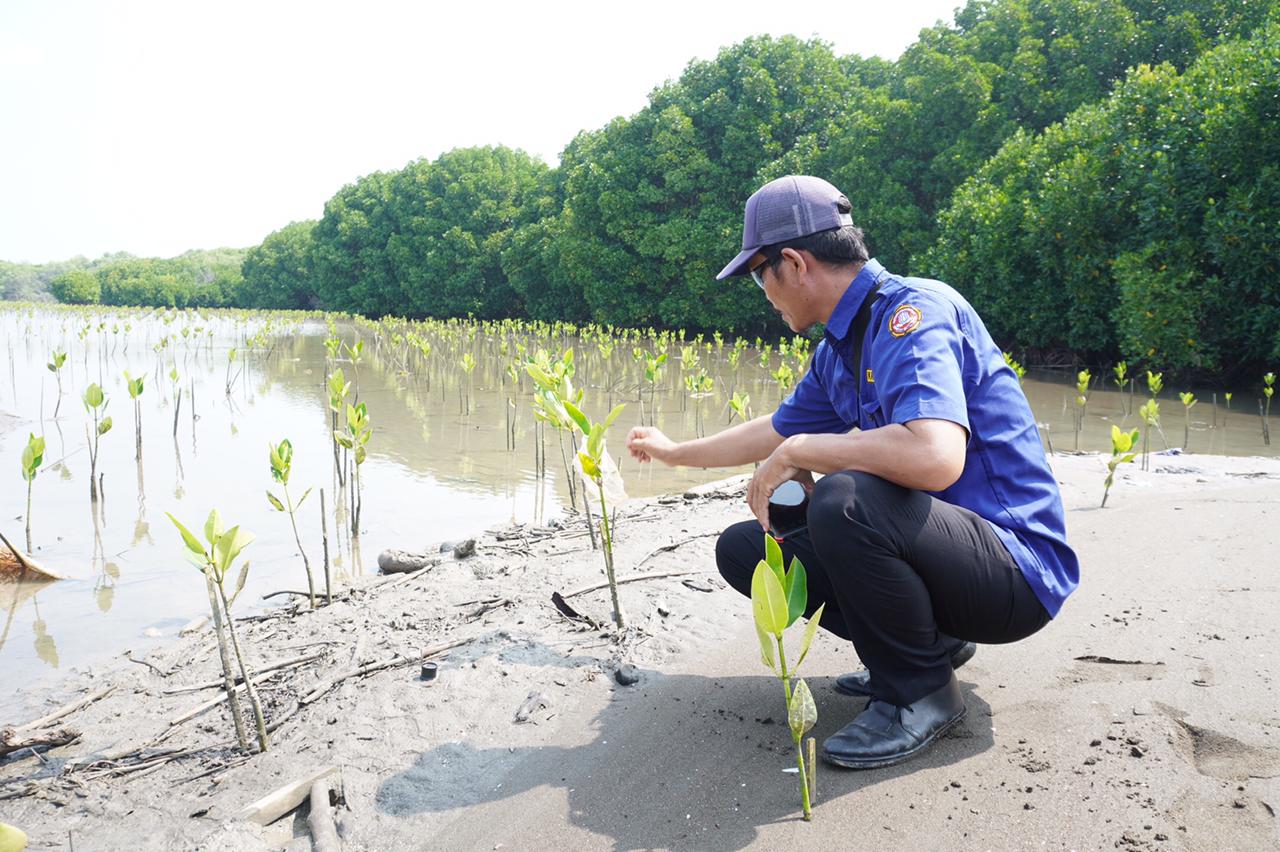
[779,247,808,279]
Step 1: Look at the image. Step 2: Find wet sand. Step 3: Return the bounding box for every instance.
[2,450,1279,851]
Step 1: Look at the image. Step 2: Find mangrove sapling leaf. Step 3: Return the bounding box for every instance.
[785,556,808,627]
[21,433,45,552]
[788,678,818,739]
[269,438,319,607]
[1002,352,1026,384]
[1179,392,1197,449]
[749,540,826,821]
[1102,425,1140,508]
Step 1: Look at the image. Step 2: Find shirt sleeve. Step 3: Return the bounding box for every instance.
[870,292,971,437]
[771,344,850,437]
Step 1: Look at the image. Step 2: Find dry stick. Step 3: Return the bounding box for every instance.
[162,650,325,696]
[633,532,721,571]
[308,777,343,852]
[560,569,714,601]
[320,488,332,605]
[173,387,182,437]
[124,649,171,677]
[11,686,115,734]
[299,636,476,706]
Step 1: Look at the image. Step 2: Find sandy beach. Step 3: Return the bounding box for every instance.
[2,450,1279,851]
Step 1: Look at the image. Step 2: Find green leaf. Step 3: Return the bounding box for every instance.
[228,560,250,609]
[602,403,626,431]
[216,526,255,576]
[354,445,366,465]
[764,533,785,585]
[204,510,224,547]
[167,513,207,557]
[788,678,817,738]
[266,491,286,512]
[785,556,808,628]
[751,560,789,636]
[83,383,104,408]
[561,400,591,435]
[296,486,313,509]
[795,603,825,669]
[755,620,778,675]
[97,416,112,436]
[579,452,600,480]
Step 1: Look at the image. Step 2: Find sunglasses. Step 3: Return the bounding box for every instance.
[750,250,780,290]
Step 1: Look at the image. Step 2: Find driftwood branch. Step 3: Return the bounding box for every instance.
[308,775,343,851]
[233,765,338,825]
[1,725,80,758]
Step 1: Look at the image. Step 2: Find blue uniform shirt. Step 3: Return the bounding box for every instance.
[772,259,1079,618]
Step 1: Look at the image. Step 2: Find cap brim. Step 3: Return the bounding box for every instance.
[716,247,758,281]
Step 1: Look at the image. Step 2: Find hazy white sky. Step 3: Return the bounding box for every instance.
[0,0,961,264]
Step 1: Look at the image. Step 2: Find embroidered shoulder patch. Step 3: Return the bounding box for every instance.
[888,304,922,337]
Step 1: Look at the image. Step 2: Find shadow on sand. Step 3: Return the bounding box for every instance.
[376,669,993,850]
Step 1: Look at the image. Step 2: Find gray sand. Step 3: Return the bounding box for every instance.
[2,451,1278,851]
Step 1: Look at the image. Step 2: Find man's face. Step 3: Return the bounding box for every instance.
[751,249,811,333]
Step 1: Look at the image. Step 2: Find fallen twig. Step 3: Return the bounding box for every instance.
[11,686,115,734]
[308,775,343,852]
[299,635,477,706]
[561,569,714,600]
[633,532,720,571]
[163,650,325,696]
[124,649,171,678]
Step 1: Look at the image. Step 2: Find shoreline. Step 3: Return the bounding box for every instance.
[2,450,1279,850]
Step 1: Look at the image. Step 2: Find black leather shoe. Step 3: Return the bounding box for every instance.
[833,640,976,698]
[821,673,966,769]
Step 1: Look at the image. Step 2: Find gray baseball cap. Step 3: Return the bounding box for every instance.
[716,175,854,280]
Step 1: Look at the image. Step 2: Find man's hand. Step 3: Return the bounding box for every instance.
[626,426,678,466]
[746,439,814,532]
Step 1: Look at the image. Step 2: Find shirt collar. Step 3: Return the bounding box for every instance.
[824,258,886,342]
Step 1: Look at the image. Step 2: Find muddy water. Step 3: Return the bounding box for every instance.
[1,306,1275,719]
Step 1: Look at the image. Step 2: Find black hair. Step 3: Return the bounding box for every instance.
[760,195,869,273]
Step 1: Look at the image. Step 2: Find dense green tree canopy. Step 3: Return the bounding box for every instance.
[18,0,1279,378]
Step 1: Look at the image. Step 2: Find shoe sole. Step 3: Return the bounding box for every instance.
[820,707,967,770]
[832,643,978,699]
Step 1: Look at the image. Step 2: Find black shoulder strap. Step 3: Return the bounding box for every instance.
[847,282,882,397]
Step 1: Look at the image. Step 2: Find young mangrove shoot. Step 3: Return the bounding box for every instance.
[82,383,112,501]
[562,398,628,628]
[1102,425,1140,508]
[751,533,825,821]
[1138,399,1160,471]
[1179,392,1197,450]
[166,510,268,752]
[334,402,372,535]
[46,350,67,418]
[125,371,145,461]
[21,433,45,552]
[267,439,317,608]
[1073,369,1090,451]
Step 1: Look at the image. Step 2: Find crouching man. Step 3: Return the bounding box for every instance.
[626,175,1078,769]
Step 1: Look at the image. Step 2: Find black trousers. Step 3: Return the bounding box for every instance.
[716,471,1051,706]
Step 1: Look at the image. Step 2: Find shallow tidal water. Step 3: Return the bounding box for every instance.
[1,305,1275,720]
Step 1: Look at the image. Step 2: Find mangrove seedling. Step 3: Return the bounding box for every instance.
[1146,370,1163,399]
[46,350,67,417]
[125,371,145,461]
[21,433,45,552]
[267,439,317,608]
[82,383,112,501]
[166,510,268,752]
[334,402,372,535]
[327,369,351,486]
[643,351,667,426]
[1138,399,1160,471]
[1264,372,1275,445]
[1179,392,1197,450]
[562,399,627,628]
[460,352,476,415]
[773,362,796,400]
[1073,369,1091,451]
[728,391,753,426]
[752,533,825,821]
[1102,425,1140,508]
[1113,361,1129,414]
